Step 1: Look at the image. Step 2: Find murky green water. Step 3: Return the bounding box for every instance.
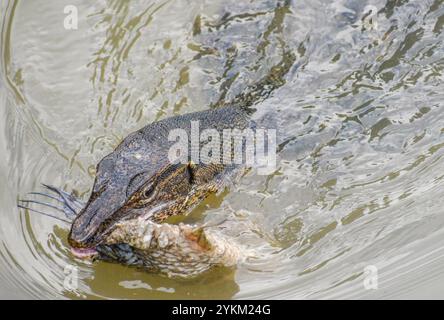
[1,0,444,299]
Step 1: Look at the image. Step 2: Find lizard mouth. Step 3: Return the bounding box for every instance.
[71,247,99,259]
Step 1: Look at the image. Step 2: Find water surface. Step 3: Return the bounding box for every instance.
[1,0,444,299]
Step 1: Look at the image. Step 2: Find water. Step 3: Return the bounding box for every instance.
[1,0,444,299]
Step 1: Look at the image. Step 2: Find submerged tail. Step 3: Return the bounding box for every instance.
[211,48,297,114]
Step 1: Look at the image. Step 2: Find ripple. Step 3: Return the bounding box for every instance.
[1,0,444,299]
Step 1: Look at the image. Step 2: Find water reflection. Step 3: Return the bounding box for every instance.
[0,0,444,299]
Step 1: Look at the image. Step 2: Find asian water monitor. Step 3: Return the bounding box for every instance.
[18,46,296,276]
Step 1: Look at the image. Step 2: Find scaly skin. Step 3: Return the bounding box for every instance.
[66,49,296,277]
[68,106,251,248]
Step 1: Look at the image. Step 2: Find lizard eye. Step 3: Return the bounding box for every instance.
[129,182,157,207]
[142,185,155,199]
